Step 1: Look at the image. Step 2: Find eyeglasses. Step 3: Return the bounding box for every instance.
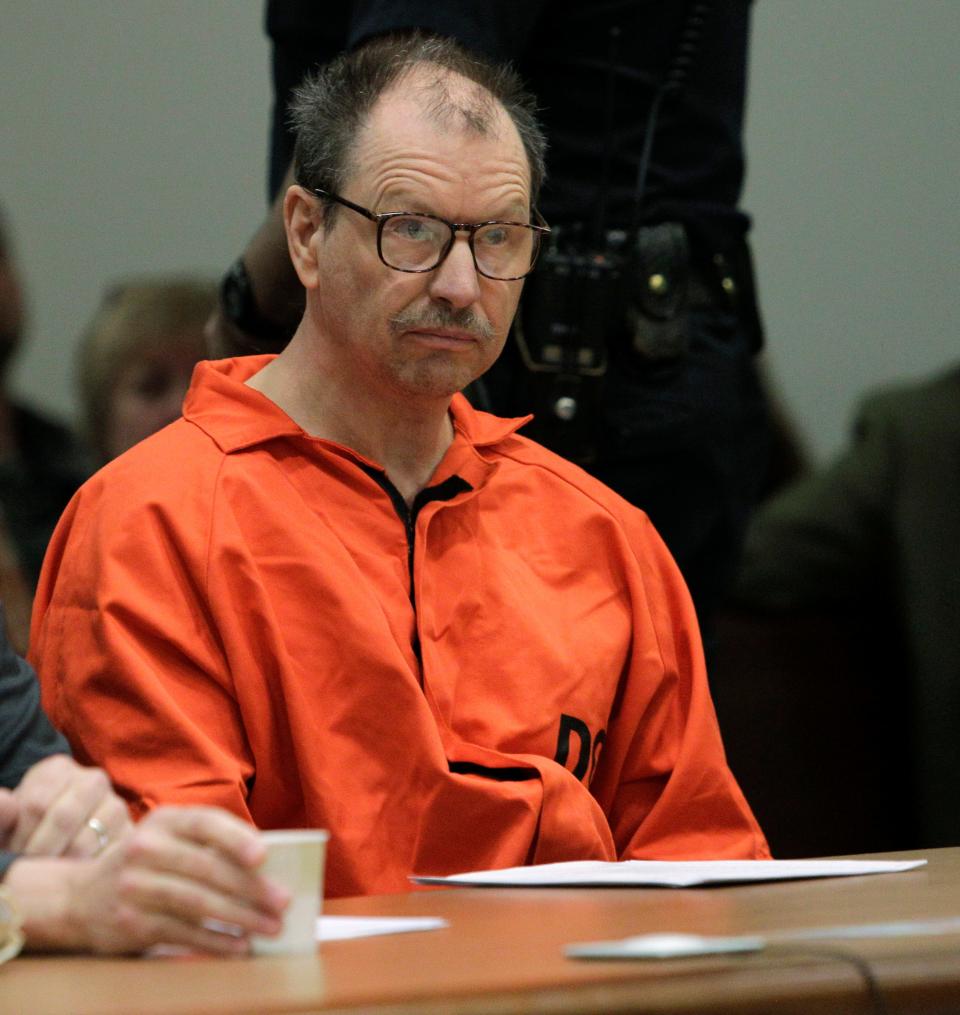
[312,188,550,281]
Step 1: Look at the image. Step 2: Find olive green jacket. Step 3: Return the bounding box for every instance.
[736,365,960,846]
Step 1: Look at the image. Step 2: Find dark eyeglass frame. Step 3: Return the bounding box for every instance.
[312,187,551,281]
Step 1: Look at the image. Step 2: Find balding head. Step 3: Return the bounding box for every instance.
[288,31,546,224]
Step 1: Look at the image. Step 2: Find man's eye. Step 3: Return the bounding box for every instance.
[479,226,510,247]
[392,217,433,241]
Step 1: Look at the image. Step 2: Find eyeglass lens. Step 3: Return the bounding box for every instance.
[380,216,536,279]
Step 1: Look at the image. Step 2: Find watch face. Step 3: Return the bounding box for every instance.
[219,261,296,350]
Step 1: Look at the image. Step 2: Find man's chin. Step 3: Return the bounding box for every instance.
[391,351,495,401]
[397,374,470,402]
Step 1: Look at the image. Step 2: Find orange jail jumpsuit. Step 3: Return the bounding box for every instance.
[31,356,768,897]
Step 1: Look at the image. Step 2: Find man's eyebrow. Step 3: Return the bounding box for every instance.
[374,188,430,212]
[371,182,531,224]
[381,201,532,222]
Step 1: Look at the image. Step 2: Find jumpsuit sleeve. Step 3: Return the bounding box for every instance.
[29,479,255,823]
[591,514,770,860]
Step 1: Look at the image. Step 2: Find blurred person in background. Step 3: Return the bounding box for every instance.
[0,522,32,655]
[77,276,215,465]
[0,206,88,597]
[733,363,960,848]
[0,261,213,651]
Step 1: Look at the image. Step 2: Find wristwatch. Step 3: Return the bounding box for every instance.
[219,258,292,350]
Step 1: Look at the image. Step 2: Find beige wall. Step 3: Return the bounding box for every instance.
[742,0,959,458]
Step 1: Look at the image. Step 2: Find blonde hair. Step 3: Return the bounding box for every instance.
[77,276,215,461]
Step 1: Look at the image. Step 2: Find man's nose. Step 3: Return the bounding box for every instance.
[427,236,482,309]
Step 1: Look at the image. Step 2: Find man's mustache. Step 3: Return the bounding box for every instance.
[389,306,495,341]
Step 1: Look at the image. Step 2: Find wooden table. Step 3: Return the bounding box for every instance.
[5,848,960,1014]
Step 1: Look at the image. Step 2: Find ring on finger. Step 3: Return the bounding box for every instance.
[87,817,110,857]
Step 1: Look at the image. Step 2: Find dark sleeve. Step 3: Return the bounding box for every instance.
[0,615,69,790]
[0,851,18,879]
[733,394,896,611]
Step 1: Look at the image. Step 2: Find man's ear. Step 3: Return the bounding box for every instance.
[284,185,324,289]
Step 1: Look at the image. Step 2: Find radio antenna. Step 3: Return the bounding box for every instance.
[631,1,711,231]
[593,24,621,245]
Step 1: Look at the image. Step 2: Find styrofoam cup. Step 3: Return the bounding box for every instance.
[252,829,329,955]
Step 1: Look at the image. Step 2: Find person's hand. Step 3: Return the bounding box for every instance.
[205,179,303,360]
[6,806,291,954]
[6,754,131,858]
[69,806,290,954]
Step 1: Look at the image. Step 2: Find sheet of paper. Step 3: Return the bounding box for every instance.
[412,857,926,889]
[318,915,448,941]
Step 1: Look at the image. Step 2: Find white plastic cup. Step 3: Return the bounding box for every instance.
[252,829,329,956]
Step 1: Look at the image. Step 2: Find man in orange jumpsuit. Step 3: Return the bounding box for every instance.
[31,34,768,898]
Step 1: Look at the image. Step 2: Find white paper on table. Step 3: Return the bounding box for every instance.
[318,915,448,942]
[412,857,926,889]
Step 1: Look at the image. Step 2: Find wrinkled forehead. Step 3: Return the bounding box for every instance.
[348,68,531,198]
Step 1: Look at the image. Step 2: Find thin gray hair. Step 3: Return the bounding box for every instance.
[288,31,547,222]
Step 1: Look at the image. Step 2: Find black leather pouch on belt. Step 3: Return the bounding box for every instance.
[627,221,691,362]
